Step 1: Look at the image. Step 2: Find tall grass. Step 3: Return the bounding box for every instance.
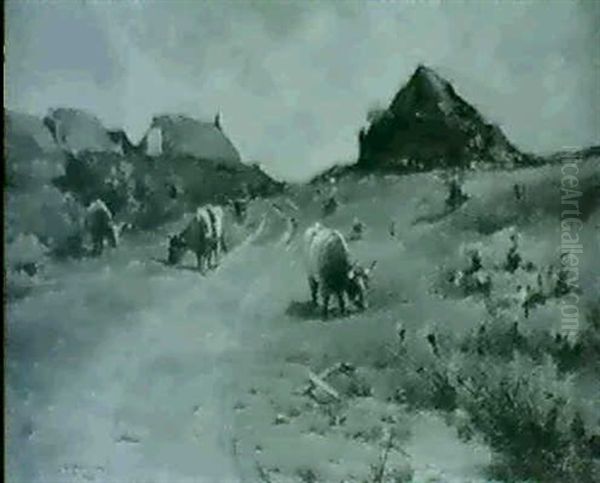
[456,355,596,482]
[393,302,600,481]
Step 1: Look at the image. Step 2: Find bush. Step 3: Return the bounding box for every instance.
[130,174,184,229]
[5,269,40,301]
[6,234,48,273]
[5,234,50,300]
[456,355,596,482]
[7,155,65,191]
[6,187,85,257]
[56,152,138,219]
[399,320,599,482]
[457,301,600,373]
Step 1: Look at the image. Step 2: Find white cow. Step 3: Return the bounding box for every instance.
[167,204,227,271]
[303,222,376,318]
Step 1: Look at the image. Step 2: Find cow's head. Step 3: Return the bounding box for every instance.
[346,260,377,310]
[167,234,186,265]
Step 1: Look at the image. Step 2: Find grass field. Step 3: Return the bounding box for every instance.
[6,159,600,482]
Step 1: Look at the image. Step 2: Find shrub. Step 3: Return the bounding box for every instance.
[397,311,600,481]
[56,152,138,219]
[131,174,184,229]
[455,355,596,482]
[6,187,85,258]
[402,335,598,481]
[6,233,48,273]
[458,302,600,373]
[5,234,50,300]
[7,155,65,191]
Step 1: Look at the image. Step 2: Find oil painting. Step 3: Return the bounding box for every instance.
[5,1,600,481]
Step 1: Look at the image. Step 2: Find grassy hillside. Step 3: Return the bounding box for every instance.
[232,159,600,482]
[5,159,600,482]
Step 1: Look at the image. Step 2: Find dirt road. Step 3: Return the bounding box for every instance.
[6,214,293,483]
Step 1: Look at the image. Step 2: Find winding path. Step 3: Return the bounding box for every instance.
[6,214,289,483]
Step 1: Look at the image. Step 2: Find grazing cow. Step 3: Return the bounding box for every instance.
[85,199,119,256]
[167,205,227,271]
[303,222,376,318]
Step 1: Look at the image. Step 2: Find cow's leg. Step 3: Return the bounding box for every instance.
[214,242,220,267]
[337,291,346,316]
[221,235,228,254]
[206,240,215,268]
[203,245,210,270]
[93,237,102,256]
[309,277,319,306]
[196,251,204,272]
[108,227,118,248]
[211,245,218,268]
[322,290,331,319]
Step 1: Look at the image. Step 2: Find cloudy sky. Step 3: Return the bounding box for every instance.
[5,0,599,181]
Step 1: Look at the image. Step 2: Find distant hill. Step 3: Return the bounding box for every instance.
[357,65,532,172]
